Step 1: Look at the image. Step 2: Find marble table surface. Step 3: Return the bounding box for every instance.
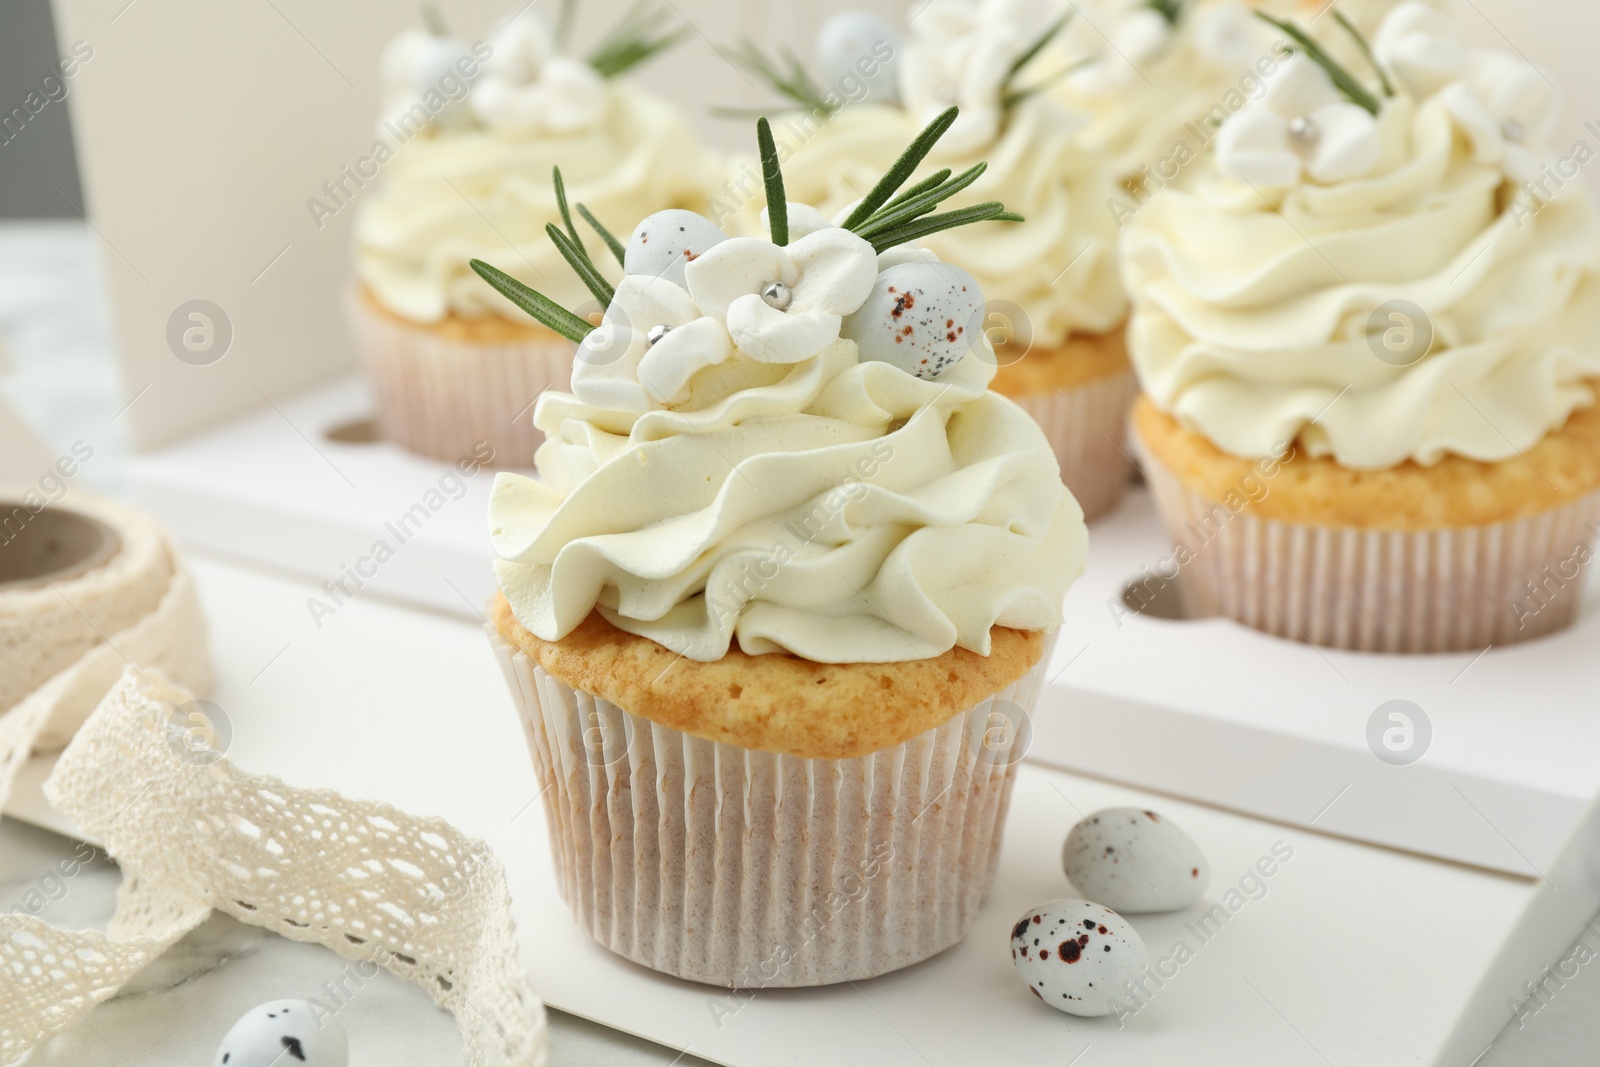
[1,220,1597,1065]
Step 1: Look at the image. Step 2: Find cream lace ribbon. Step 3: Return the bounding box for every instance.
[0,669,548,1067]
[0,497,212,818]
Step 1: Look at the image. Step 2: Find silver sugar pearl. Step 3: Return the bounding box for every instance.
[646,323,672,345]
[1287,115,1319,147]
[760,281,793,311]
[1502,118,1527,143]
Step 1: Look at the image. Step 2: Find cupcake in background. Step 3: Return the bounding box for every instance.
[480,112,1087,985]
[350,4,723,466]
[1121,1,1600,652]
[719,2,1134,520]
[1049,0,1276,194]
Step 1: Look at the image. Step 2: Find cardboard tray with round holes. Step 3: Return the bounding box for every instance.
[114,373,1600,881]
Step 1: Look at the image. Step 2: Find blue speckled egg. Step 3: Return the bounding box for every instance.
[840,262,985,380]
[214,1000,348,1067]
[816,12,902,105]
[623,210,729,288]
[1011,899,1151,1017]
[1063,807,1210,913]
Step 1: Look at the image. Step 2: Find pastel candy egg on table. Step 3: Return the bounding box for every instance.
[214,1000,348,1067]
[624,210,730,288]
[816,11,902,105]
[1063,807,1210,913]
[1011,899,1151,1017]
[841,261,985,380]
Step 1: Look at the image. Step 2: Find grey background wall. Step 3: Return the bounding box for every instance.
[0,0,83,218]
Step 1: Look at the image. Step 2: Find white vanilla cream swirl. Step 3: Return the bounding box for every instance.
[356,85,721,323]
[489,337,1084,663]
[1121,94,1600,468]
[738,100,1126,345]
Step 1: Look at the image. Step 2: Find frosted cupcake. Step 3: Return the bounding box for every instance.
[719,3,1131,519]
[482,112,1086,985]
[350,6,722,466]
[1121,2,1600,652]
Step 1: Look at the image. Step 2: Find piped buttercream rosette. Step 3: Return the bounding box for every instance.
[474,110,1086,664]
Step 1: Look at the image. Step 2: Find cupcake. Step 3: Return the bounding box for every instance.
[349,6,723,466]
[718,2,1132,519]
[482,112,1087,985]
[1120,2,1600,652]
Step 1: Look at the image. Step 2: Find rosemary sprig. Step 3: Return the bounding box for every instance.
[555,0,577,49]
[587,0,687,79]
[840,106,959,230]
[863,202,1021,255]
[546,223,613,307]
[879,168,954,213]
[1333,9,1394,97]
[854,163,987,238]
[718,40,835,116]
[1254,12,1382,115]
[577,204,626,266]
[1001,57,1091,111]
[999,13,1072,112]
[420,3,449,37]
[757,117,788,245]
[835,108,1023,249]
[545,165,615,305]
[1146,0,1185,25]
[1006,13,1070,85]
[552,166,586,259]
[470,259,594,344]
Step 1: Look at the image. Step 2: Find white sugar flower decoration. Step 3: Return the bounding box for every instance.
[1061,0,1173,95]
[1064,1,1255,96]
[898,0,1064,154]
[1439,51,1560,182]
[1190,2,1258,71]
[378,28,475,133]
[684,227,878,363]
[1215,54,1381,186]
[571,276,731,413]
[470,14,606,134]
[1373,1,1465,98]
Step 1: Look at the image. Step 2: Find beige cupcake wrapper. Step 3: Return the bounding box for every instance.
[1137,442,1600,653]
[487,629,1053,988]
[1008,368,1140,523]
[347,290,572,468]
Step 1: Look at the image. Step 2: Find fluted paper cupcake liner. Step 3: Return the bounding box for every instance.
[1010,368,1140,523]
[348,289,572,468]
[487,629,1052,988]
[1138,444,1600,653]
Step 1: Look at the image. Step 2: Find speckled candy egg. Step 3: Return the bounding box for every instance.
[816,12,902,105]
[1011,899,1151,1017]
[1063,807,1210,913]
[840,262,984,381]
[214,1000,348,1067]
[624,210,729,288]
